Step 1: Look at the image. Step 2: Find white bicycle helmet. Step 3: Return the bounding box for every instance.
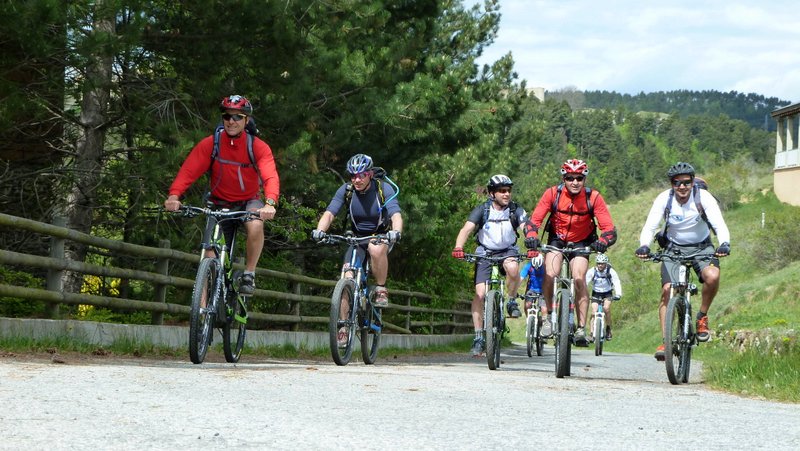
[595,253,609,264]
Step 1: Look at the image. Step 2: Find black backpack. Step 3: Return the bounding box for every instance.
[343,167,400,231]
[473,199,524,239]
[209,118,262,186]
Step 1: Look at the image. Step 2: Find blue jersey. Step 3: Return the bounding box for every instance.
[520,261,545,293]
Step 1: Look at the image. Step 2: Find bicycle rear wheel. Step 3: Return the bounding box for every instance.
[594,313,603,356]
[360,290,382,365]
[330,278,356,366]
[223,286,247,363]
[664,295,691,384]
[189,258,221,364]
[554,289,571,378]
[485,290,502,370]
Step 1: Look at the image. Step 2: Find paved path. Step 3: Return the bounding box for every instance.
[1,344,798,450]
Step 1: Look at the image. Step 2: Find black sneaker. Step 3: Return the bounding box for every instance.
[507,299,521,318]
[606,325,612,341]
[574,327,589,347]
[239,273,255,296]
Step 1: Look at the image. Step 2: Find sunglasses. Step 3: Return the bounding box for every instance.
[564,175,585,182]
[350,171,371,181]
[222,113,247,122]
[494,188,512,194]
[671,179,693,187]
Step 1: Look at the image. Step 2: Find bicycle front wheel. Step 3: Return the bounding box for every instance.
[664,294,691,384]
[485,290,502,370]
[594,314,603,357]
[526,314,534,358]
[330,278,356,366]
[223,287,247,363]
[554,289,572,378]
[189,258,221,364]
[360,290,382,365]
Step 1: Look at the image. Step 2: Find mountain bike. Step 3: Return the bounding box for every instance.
[179,205,256,364]
[648,249,714,384]
[541,244,592,378]
[588,294,609,356]
[463,252,526,370]
[322,232,388,366]
[525,291,544,357]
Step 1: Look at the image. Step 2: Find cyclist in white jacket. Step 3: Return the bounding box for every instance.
[586,253,622,340]
[635,162,730,361]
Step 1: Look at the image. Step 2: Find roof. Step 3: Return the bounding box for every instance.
[771,102,800,118]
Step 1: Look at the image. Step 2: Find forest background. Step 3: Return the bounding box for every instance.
[0,0,793,320]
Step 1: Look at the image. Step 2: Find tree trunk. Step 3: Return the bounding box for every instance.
[60,1,115,299]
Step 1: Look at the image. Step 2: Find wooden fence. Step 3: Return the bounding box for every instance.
[0,213,473,334]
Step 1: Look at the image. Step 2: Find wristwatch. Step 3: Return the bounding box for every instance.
[265,198,277,207]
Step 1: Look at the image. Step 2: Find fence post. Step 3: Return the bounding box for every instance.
[289,282,302,331]
[45,216,66,318]
[405,296,411,331]
[152,239,171,325]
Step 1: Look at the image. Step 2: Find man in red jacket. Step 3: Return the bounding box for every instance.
[523,159,617,346]
[164,95,280,295]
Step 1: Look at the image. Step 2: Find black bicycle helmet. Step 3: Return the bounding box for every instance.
[487,174,513,192]
[666,162,695,179]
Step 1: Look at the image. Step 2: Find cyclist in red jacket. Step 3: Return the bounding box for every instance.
[523,159,617,346]
[164,95,280,295]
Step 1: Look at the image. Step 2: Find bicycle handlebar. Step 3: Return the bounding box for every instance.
[175,205,260,220]
[539,244,593,257]
[321,233,390,246]
[461,253,527,264]
[646,250,715,264]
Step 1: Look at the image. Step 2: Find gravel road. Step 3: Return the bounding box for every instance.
[1,344,798,450]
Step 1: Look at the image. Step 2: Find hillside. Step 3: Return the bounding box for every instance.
[580,89,791,131]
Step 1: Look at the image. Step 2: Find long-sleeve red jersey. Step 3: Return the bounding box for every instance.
[168,132,279,204]
[525,185,615,244]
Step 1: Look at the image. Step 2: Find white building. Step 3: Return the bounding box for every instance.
[771,102,800,206]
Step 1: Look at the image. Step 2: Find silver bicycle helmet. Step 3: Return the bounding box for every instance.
[595,254,609,264]
[346,153,374,174]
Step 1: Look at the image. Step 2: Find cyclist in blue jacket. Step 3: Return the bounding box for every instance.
[520,253,548,334]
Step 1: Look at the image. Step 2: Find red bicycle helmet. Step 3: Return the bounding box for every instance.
[560,158,589,176]
[219,95,253,115]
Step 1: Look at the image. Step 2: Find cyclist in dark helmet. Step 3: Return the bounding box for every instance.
[452,174,527,357]
[636,162,730,360]
[165,95,279,295]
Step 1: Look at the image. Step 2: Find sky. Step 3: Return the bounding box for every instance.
[473,0,800,102]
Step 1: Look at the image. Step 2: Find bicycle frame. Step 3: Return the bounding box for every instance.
[325,233,387,366]
[649,249,712,384]
[525,291,544,357]
[590,295,608,356]
[180,205,255,364]
[463,252,524,370]
[542,244,591,378]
